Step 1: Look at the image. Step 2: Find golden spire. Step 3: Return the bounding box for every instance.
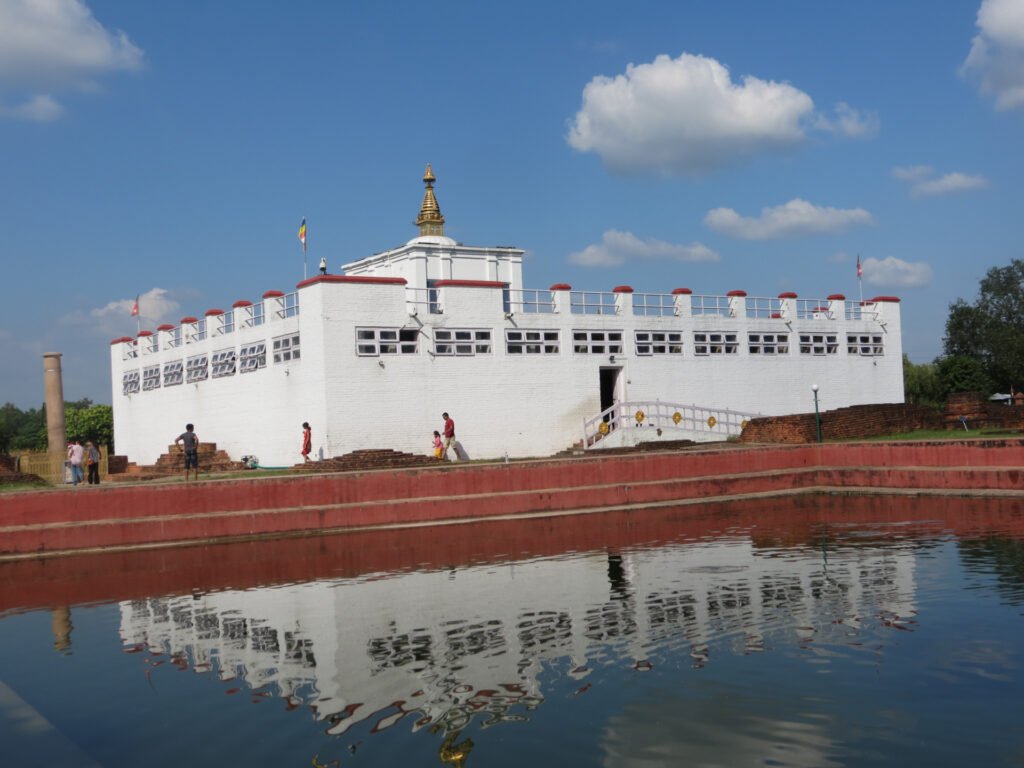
[416,163,445,237]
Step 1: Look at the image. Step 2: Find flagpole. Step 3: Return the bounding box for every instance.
[858,254,864,307]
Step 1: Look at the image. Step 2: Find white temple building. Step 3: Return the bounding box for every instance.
[110,165,904,467]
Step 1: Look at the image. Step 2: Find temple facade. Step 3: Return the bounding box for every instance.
[110,166,904,467]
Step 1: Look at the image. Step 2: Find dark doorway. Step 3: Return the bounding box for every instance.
[600,367,621,416]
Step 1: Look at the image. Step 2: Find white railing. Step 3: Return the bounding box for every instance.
[633,292,675,316]
[691,295,732,317]
[571,291,617,315]
[506,288,555,314]
[406,287,439,315]
[745,296,782,319]
[795,299,832,320]
[582,400,761,450]
[278,292,300,319]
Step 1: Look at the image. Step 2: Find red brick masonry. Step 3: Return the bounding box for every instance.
[1,439,1023,560]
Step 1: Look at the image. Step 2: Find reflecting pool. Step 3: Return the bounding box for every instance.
[1,493,1023,767]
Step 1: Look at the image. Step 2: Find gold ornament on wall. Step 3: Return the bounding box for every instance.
[635,410,646,423]
[672,411,682,424]
[707,415,717,428]
[598,421,610,435]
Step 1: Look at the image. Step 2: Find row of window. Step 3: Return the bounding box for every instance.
[354,328,885,358]
[124,334,299,394]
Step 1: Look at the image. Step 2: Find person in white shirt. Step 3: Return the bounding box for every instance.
[67,440,84,486]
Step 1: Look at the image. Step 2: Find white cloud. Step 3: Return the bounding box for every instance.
[814,101,880,138]
[862,256,933,288]
[704,199,874,240]
[568,230,720,268]
[962,0,1024,110]
[0,0,142,121]
[60,288,181,339]
[566,52,874,175]
[0,93,63,121]
[891,165,988,197]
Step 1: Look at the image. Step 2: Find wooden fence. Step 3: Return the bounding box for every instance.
[16,447,109,484]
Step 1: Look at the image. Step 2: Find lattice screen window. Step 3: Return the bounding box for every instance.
[847,334,884,356]
[694,332,738,355]
[163,360,183,387]
[505,329,560,354]
[572,330,623,354]
[273,333,300,363]
[748,333,790,355]
[239,342,266,373]
[142,366,161,391]
[799,333,838,355]
[355,328,419,356]
[186,355,208,383]
[635,331,683,355]
[211,348,237,377]
[122,370,140,395]
[434,329,492,356]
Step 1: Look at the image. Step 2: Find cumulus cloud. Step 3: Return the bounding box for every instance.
[0,0,143,120]
[568,230,720,268]
[61,288,181,338]
[814,101,880,138]
[962,0,1024,110]
[704,199,874,240]
[892,165,988,197]
[862,256,933,288]
[566,52,874,175]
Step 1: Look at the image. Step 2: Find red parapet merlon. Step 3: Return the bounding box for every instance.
[770,313,783,319]
[205,308,224,317]
[180,316,198,324]
[672,288,692,295]
[827,294,846,301]
[778,292,798,299]
[110,336,135,345]
[870,296,902,303]
[727,290,747,297]
[613,285,634,294]
[297,275,408,289]
[232,300,252,308]
[262,290,284,299]
[157,323,175,331]
[136,330,153,337]
[550,283,572,291]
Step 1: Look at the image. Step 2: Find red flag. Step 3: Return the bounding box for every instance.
[130,295,139,317]
[856,255,862,278]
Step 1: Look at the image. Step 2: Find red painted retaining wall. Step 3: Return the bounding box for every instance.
[2,440,1023,559]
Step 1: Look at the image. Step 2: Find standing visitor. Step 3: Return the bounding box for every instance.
[442,412,456,461]
[175,424,200,481]
[301,422,312,462]
[85,441,101,485]
[318,256,327,276]
[67,439,84,486]
[432,430,443,459]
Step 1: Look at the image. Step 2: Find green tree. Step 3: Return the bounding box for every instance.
[65,404,114,449]
[936,355,993,399]
[944,260,1024,390]
[902,355,943,407]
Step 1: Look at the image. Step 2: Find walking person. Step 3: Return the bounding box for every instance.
[67,439,84,486]
[442,412,456,461]
[432,430,443,459]
[301,422,312,462]
[175,423,200,481]
[85,441,101,485]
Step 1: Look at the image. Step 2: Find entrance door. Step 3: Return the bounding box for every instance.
[600,367,622,419]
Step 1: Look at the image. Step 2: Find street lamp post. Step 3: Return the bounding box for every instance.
[811,384,822,444]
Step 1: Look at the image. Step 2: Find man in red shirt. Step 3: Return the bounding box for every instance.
[442,412,456,461]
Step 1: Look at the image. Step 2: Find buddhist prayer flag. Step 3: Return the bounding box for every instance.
[856,254,862,278]
[130,295,139,317]
[298,218,307,252]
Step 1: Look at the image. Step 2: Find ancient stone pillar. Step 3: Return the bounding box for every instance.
[43,352,66,461]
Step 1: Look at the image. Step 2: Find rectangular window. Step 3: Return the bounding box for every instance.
[505,329,560,355]
[273,333,300,363]
[142,365,161,391]
[211,348,236,377]
[847,334,884,356]
[434,329,492,356]
[186,354,208,383]
[355,327,419,356]
[163,360,183,387]
[799,333,839,355]
[694,332,738,355]
[222,311,235,335]
[122,370,140,395]
[748,333,790,355]
[634,331,683,355]
[572,330,624,354]
[239,342,266,373]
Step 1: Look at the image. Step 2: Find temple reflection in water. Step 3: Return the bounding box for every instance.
[118,531,917,739]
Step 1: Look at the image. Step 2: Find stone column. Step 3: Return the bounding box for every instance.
[43,352,66,461]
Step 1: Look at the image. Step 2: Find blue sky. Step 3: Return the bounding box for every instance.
[1,0,1021,408]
